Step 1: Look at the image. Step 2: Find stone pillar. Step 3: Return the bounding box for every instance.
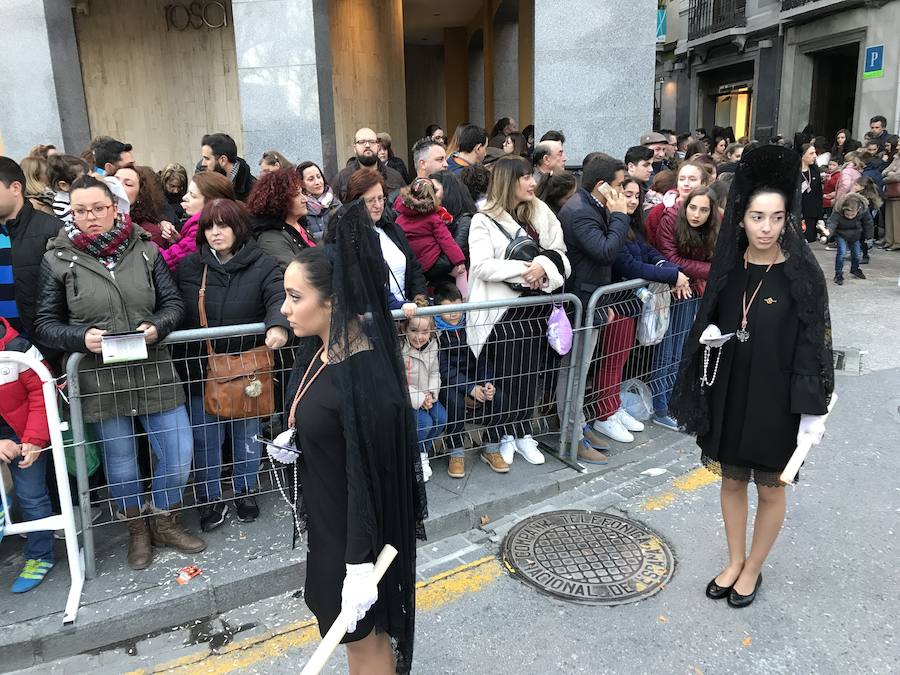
[0,0,89,158]
[232,0,335,175]
[469,46,486,130]
[533,0,656,163]
[493,21,519,126]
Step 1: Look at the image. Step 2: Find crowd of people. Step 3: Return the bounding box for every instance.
[0,112,891,597]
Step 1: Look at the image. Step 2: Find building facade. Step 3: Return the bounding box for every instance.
[1,0,657,176]
[656,0,900,143]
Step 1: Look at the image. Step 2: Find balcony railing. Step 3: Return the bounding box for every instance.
[688,0,746,41]
[781,0,814,8]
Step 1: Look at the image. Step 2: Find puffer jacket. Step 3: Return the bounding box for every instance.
[253,215,315,270]
[401,337,441,409]
[0,317,50,447]
[828,192,873,243]
[393,193,464,272]
[175,240,288,397]
[34,225,186,422]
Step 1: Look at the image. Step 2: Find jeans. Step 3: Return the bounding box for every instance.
[6,449,55,562]
[188,395,261,502]
[834,236,862,277]
[651,297,700,416]
[415,402,447,455]
[93,406,193,512]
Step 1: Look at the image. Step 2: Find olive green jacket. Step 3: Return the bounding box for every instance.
[34,227,186,422]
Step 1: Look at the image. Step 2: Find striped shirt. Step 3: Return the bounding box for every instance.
[0,224,17,327]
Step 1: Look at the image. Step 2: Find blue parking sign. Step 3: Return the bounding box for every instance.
[864,45,884,80]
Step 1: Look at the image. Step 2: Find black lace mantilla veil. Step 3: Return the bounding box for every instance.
[286,200,427,673]
[670,144,834,437]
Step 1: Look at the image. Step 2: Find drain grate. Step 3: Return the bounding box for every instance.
[502,510,674,606]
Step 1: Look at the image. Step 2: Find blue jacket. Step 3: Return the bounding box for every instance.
[613,234,680,285]
[437,320,493,399]
[558,188,630,322]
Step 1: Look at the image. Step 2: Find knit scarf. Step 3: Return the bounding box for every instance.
[306,188,335,217]
[65,215,132,270]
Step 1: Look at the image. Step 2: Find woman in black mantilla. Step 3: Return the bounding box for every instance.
[274,201,427,673]
[671,146,834,608]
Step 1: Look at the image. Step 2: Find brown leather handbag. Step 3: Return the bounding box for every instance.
[885,180,900,200]
[199,266,275,419]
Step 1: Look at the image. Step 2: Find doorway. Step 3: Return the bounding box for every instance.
[715,85,753,140]
[809,43,858,140]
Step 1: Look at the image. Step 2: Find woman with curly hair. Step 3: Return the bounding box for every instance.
[116,165,169,248]
[247,168,316,269]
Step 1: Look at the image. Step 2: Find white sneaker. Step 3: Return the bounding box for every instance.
[499,435,517,465]
[515,435,545,464]
[593,416,634,443]
[420,453,432,482]
[616,408,645,432]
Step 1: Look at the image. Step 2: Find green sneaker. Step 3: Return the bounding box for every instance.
[11,559,54,593]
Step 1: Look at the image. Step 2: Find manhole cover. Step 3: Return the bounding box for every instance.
[502,510,674,605]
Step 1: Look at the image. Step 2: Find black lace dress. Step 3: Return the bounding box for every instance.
[697,261,829,485]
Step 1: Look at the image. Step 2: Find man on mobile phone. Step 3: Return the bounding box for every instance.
[554,153,630,464]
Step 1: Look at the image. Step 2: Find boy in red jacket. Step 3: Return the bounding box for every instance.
[0,316,55,592]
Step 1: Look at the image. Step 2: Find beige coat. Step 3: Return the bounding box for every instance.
[401,338,440,409]
[466,198,570,358]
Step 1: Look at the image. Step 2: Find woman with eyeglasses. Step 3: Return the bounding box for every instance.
[426,124,446,147]
[35,174,204,571]
[338,168,427,318]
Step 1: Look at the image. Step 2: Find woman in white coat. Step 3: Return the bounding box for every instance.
[466,156,571,471]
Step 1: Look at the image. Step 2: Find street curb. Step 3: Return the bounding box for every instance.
[0,429,688,672]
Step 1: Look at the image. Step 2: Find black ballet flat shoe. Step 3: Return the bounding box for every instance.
[727,573,762,608]
[705,577,734,600]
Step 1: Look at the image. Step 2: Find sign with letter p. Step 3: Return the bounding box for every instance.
[864,44,884,80]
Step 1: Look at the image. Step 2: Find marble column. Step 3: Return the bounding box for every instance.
[231,0,336,175]
[533,0,656,164]
[0,0,89,158]
[493,21,519,126]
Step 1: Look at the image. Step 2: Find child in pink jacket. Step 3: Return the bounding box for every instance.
[393,178,465,286]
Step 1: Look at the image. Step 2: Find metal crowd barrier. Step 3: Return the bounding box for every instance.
[567,279,701,459]
[59,285,699,583]
[0,352,84,623]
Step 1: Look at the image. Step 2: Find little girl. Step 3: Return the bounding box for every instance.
[394,178,466,287]
[401,314,446,482]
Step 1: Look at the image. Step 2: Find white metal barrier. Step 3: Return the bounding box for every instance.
[0,353,85,624]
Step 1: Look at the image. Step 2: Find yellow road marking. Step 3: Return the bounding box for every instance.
[641,467,720,511]
[130,555,503,674]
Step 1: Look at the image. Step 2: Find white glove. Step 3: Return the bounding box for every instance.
[341,562,378,633]
[266,429,299,464]
[699,324,734,348]
[797,414,827,446]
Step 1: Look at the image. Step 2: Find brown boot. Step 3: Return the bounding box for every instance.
[149,505,207,554]
[119,507,153,570]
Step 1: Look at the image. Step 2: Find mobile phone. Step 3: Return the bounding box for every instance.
[598,182,614,198]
